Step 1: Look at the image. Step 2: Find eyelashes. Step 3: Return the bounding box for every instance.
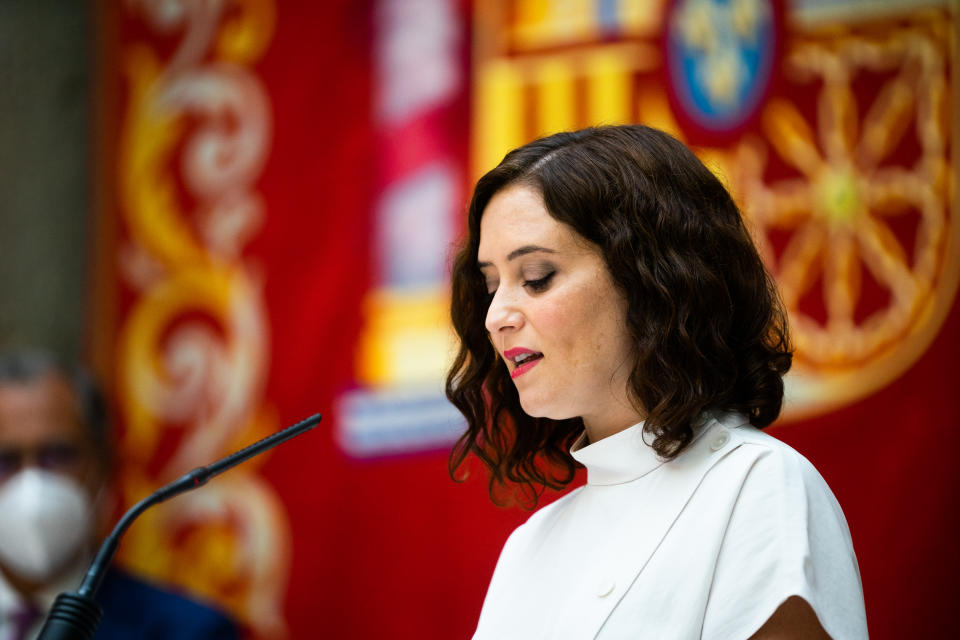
[522,271,555,293]
[483,270,556,303]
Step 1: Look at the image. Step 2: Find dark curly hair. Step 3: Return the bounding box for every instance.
[446,125,791,506]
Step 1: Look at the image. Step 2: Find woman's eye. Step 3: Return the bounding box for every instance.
[523,271,555,293]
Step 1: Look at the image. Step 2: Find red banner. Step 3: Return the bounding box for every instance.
[93,1,957,638]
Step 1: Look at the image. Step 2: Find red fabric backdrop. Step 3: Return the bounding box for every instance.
[92,1,958,638]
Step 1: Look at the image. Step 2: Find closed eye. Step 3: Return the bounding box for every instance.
[523,271,555,293]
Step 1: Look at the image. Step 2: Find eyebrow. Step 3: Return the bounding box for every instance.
[477,245,557,269]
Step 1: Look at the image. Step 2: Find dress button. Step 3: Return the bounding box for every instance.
[710,431,730,451]
[596,580,615,598]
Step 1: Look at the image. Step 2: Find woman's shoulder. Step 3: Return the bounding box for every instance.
[724,420,838,500]
[700,419,866,639]
[728,419,806,457]
[653,413,851,550]
[696,410,817,474]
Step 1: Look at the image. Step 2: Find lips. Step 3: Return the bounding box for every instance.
[504,347,543,379]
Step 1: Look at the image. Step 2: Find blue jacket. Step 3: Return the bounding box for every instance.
[95,569,238,639]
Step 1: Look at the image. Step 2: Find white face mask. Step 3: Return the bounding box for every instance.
[0,468,93,582]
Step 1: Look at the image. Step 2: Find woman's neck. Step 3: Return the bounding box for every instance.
[582,404,647,444]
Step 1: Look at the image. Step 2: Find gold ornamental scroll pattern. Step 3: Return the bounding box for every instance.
[728,9,958,417]
[115,1,288,637]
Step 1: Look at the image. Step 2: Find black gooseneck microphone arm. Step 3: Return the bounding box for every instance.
[37,413,322,640]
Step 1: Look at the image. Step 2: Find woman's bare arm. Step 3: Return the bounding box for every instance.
[748,596,832,640]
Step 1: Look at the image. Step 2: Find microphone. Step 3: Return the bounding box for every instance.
[36,412,322,640]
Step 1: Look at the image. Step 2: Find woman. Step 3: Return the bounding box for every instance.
[446,125,867,639]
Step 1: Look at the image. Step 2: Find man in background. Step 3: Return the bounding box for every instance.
[0,349,238,640]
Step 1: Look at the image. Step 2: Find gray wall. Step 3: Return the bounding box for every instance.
[0,1,91,361]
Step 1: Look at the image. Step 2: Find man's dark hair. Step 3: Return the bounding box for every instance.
[446,125,792,506]
[0,348,111,458]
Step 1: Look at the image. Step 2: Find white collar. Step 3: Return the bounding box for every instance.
[570,412,745,486]
[570,422,662,486]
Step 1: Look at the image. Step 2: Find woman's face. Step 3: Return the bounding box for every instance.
[478,184,645,441]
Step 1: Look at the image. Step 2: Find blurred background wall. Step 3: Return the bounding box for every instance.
[2,1,958,638]
[0,1,90,361]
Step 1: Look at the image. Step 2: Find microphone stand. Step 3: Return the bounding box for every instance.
[36,413,322,640]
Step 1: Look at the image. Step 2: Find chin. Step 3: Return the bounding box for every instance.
[516,395,546,418]
[517,395,574,421]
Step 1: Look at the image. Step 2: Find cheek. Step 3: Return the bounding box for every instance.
[575,288,631,370]
[537,286,624,369]
[530,297,569,337]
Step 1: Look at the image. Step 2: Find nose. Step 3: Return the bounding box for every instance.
[484,287,524,336]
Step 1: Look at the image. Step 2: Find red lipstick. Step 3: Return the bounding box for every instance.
[504,347,543,379]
